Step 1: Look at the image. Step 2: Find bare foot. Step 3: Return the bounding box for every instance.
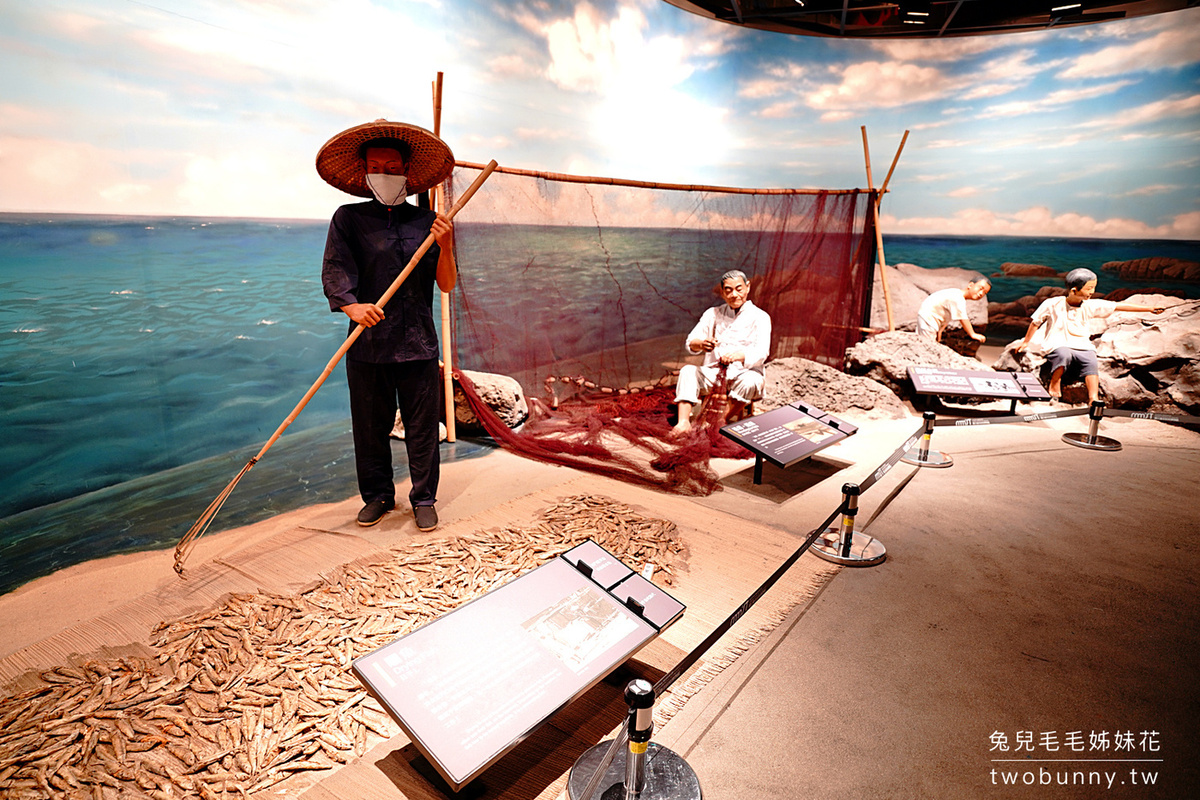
[670,420,692,437]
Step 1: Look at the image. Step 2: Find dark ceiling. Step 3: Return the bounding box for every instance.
[661,0,1197,38]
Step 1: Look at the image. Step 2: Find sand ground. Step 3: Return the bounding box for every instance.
[3,366,1198,798]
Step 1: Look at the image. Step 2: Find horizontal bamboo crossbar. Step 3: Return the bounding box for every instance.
[454,160,876,196]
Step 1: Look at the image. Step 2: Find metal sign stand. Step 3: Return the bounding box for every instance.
[1062,400,1122,451]
[568,681,701,800]
[811,483,887,567]
[902,411,953,468]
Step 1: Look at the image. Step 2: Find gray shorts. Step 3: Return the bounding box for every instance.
[1045,347,1099,381]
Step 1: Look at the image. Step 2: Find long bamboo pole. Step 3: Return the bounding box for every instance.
[876,131,909,333]
[173,160,499,576]
[454,160,870,196]
[433,72,456,443]
[862,126,894,331]
[880,130,909,197]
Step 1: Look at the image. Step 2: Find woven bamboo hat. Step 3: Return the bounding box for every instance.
[316,119,455,198]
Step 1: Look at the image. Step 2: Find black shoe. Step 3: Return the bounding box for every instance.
[357,498,394,527]
[414,505,438,532]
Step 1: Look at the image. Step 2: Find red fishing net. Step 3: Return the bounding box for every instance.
[446,165,877,494]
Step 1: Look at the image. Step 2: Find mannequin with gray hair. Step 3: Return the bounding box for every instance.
[1016,268,1164,403]
[916,278,991,343]
[672,270,772,434]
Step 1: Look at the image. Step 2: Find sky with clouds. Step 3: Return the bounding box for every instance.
[1,0,1198,238]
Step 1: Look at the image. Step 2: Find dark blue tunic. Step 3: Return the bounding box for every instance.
[321,200,441,363]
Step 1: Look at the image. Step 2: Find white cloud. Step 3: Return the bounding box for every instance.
[488,54,542,79]
[883,206,1200,239]
[978,80,1137,119]
[1059,26,1200,79]
[961,83,1024,101]
[543,3,691,94]
[738,63,807,100]
[1098,93,1200,128]
[946,186,988,198]
[532,2,734,181]
[1119,184,1182,197]
[515,127,571,141]
[868,38,1011,63]
[99,183,153,203]
[0,134,337,218]
[806,61,960,111]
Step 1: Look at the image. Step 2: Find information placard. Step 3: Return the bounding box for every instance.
[720,401,858,470]
[352,543,684,791]
[908,366,1050,400]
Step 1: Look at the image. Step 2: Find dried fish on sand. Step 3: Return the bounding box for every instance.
[0,495,685,798]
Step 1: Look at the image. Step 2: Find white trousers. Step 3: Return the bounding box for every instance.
[674,364,764,406]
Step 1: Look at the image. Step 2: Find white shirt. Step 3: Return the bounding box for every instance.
[685,300,772,374]
[917,288,968,335]
[1030,296,1118,352]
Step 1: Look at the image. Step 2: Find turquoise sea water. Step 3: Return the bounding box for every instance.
[884,234,1200,305]
[1,213,1197,595]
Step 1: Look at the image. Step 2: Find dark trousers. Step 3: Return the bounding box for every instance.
[346,358,440,508]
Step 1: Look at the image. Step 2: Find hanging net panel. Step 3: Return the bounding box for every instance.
[446,164,878,495]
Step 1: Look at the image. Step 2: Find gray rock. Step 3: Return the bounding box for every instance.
[845,330,986,398]
[869,263,990,335]
[760,357,909,421]
[1093,296,1200,411]
[453,369,528,434]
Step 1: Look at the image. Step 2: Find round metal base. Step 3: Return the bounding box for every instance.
[568,742,702,800]
[811,526,887,567]
[901,448,953,468]
[1062,432,1122,451]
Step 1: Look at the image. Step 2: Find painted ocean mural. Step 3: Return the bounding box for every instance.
[1,212,1197,594]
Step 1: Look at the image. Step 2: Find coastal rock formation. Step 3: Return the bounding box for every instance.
[391,370,528,438]
[1094,296,1200,411]
[1102,257,1200,283]
[845,330,985,399]
[453,369,528,433]
[1102,287,1187,303]
[992,295,1198,411]
[986,286,1189,338]
[996,262,1060,278]
[986,287,1066,336]
[869,262,990,335]
[760,357,909,420]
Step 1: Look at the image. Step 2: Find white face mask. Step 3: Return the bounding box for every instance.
[366,173,408,206]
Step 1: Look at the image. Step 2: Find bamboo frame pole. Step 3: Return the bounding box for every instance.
[862,126,894,331]
[433,71,456,442]
[173,160,499,576]
[453,160,870,196]
[880,130,909,197]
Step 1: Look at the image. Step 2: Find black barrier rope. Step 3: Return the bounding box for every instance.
[576,415,948,797]
[932,407,1090,428]
[932,406,1200,429]
[859,420,928,493]
[575,499,849,800]
[578,401,1200,796]
[1103,408,1200,426]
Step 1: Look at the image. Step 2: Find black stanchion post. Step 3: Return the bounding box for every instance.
[902,410,953,468]
[567,680,701,800]
[813,483,886,567]
[622,680,653,799]
[1063,399,1122,451]
[839,483,859,559]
